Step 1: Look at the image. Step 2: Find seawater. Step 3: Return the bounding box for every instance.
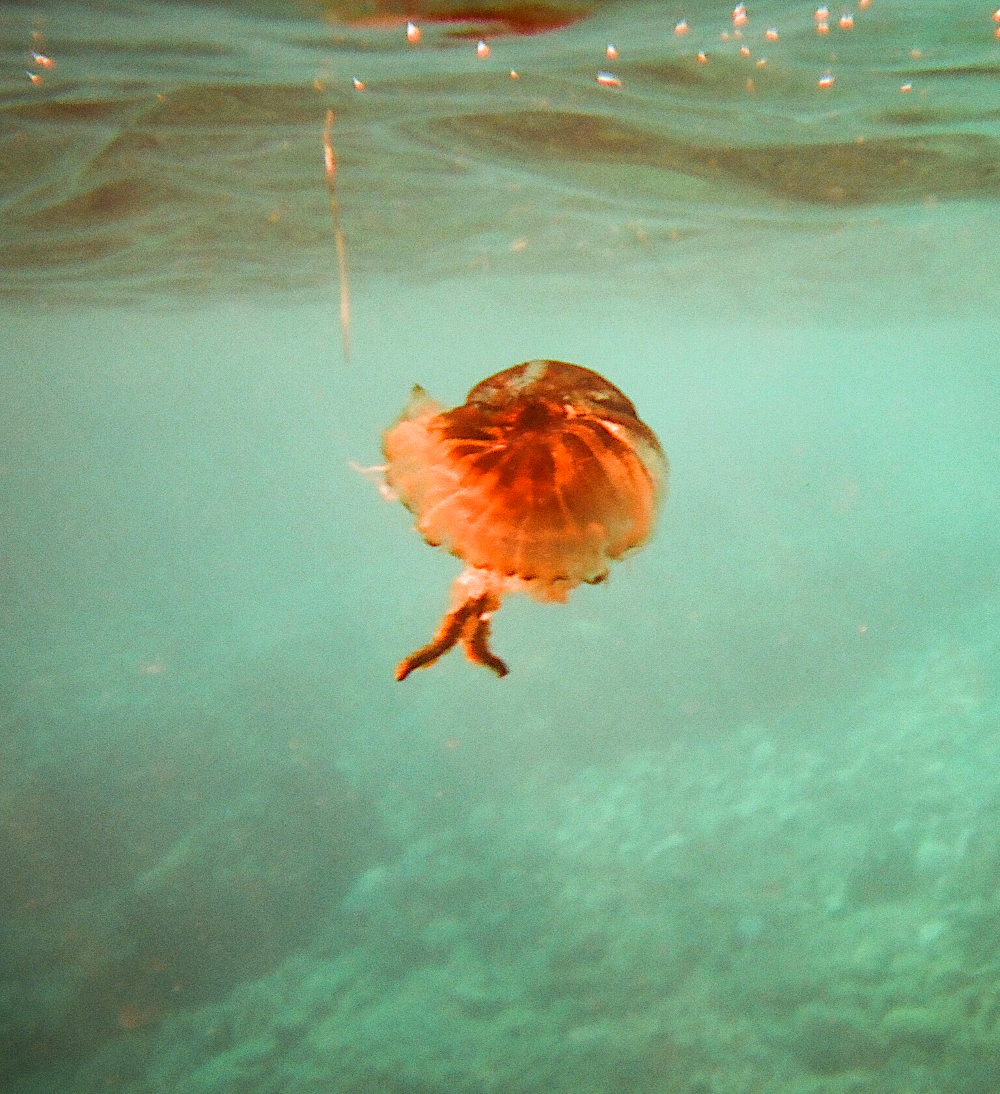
[2,1,1000,1092]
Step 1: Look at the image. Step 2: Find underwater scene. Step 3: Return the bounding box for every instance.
[3,0,1000,1091]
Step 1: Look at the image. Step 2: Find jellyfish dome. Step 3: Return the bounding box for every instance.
[383,359,668,680]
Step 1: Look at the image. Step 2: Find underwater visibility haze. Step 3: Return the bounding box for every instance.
[3,0,1000,1091]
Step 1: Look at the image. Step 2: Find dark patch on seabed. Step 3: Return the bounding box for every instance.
[0,694,387,1084]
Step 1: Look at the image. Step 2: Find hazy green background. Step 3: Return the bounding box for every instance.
[3,1,1000,1091]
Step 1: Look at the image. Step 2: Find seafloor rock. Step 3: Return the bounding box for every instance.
[16,635,1000,1094]
[58,637,1000,1094]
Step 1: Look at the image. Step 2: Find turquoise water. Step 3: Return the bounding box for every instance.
[3,1,1000,1091]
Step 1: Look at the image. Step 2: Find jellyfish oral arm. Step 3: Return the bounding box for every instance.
[395,582,508,681]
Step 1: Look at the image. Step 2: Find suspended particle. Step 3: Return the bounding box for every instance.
[910,48,922,57]
[406,21,421,43]
[816,21,830,34]
[740,45,751,56]
[858,0,871,6]
[606,43,618,58]
[745,77,755,91]
[733,3,748,27]
[994,8,1000,22]
[675,20,689,35]
[818,72,835,88]
[26,70,41,83]
[596,71,622,87]
[697,50,708,62]
[476,40,490,57]
[815,6,830,19]
[900,82,912,92]
[839,13,854,29]
[720,31,730,40]
[765,28,779,41]
[31,51,54,68]
[756,57,767,67]
[352,77,365,90]
[510,69,519,78]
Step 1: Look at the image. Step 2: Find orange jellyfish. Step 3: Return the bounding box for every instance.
[383,359,668,680]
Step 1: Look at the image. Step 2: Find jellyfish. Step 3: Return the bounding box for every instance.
[383,359,667,680]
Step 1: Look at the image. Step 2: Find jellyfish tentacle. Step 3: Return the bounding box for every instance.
[395,591,507,681]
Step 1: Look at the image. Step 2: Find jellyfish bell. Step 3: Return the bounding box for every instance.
[383,359,668,680]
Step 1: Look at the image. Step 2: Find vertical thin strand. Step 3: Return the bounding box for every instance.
[322,110,352,364]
